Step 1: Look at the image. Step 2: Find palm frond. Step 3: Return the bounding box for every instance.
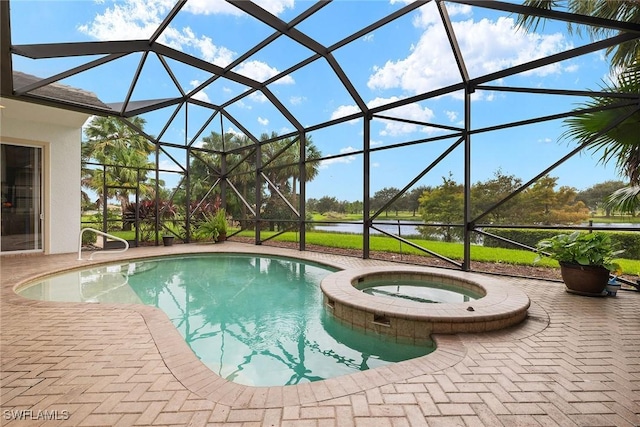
[515,0,560,33]
[516,1,640,71]
[605,185,640,213]
[561,60,640,184]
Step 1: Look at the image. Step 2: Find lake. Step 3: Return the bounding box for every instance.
[311,220,639,236]
[312,220,422,236]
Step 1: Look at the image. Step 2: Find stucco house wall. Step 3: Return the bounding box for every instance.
[1,97,90,254]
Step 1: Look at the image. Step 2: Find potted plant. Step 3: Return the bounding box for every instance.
[162,221,181,246]
[162,234,175,246]
[195,214,220,243]
[213,208,227,242]
[535,231,623,296]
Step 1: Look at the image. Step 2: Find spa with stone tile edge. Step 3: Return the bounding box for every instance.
[321,266,531,344]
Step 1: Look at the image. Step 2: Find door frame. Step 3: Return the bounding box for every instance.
[0,138,49,255]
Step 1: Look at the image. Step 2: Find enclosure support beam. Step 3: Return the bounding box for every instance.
[255,144,262,245]
[299,132,307,252]
[186,147,192,244]
[462,85,472,271]
[363,115,372,259]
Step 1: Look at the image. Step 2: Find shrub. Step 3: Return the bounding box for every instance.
[534,231,623,271]
[483,228,640,259]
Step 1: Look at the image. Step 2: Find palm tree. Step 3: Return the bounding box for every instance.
[518,1,640,213]
[259,133,323,230]
[82,116,155,227]
[261,133,322,199]
[562,63,640,184]
[290,136,322,199]
[189,131,253,218]
[516,0,639,72]
[605,185,639,215]
[187,130,322,230]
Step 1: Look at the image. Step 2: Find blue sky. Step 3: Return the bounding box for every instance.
[9,0,625,202]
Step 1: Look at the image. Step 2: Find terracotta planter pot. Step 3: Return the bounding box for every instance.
[559,262,609,296]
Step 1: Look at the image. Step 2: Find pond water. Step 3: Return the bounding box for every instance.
[312,220,639,236]
[313,220,422,236]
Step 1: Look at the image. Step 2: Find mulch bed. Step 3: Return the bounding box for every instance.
[229,236,563,281]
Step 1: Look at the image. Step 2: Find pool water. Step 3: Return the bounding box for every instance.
[357,279,483,304]
[17,254,435,386]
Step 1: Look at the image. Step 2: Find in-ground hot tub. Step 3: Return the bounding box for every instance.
[321,266,530,344]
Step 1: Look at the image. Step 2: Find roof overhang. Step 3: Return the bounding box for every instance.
[0,97,93,129]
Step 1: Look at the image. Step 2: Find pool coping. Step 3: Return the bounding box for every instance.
[321,266,531,339]
[4,244,534,407]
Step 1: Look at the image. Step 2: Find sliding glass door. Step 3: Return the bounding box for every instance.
[1,143,43,253]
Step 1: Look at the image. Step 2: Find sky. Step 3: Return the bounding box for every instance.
[8,0,627,202]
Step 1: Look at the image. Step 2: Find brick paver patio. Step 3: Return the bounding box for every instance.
[1,242,639,426]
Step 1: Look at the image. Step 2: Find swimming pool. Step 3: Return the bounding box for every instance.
[17,254,435,386]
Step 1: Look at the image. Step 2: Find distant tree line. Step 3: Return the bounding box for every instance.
[308,171,629,243]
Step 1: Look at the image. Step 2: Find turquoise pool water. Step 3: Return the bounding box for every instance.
[356,279,483,304]
[17,254,435,386]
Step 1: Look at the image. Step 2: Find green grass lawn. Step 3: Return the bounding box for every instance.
[97,226,640,276]
[237,229,640,275]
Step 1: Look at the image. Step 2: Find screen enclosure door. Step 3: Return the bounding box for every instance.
[1,143,43,253]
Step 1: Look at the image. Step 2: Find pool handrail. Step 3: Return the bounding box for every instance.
[78,228,130,261]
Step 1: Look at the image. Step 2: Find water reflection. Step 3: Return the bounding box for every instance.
[18,255,435,386]
[18,263,144,304]
[124,255,434,386]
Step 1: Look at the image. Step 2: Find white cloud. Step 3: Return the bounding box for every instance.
[385,100,436,135]
[445,111,458,122]
[234,61,294,84]
[184,0,244,16]
[412,2,472,28]
[538,137,553,143]
[77,0,170,40]
[564,64,579,73]
[78,0,236,66]
[290,95,306,106]
[331,96,436,136]
[189,80,210,103]
[330,104,362,122]
[258,117,269,126]
[159,159,183,171]
[375,101,436,136]
[226,127,244,138]
[363,33,374,42]
[234,100,251,110]
[465,91,498,102]
[368,3,572,96]
[320,146,358,168]
[256,0,295,16]
[484,92,496,102]
[151,0,294,17]
[248,91,269,103]
[191,90,210,103]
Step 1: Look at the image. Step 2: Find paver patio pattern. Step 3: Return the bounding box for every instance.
[1,242,639,426]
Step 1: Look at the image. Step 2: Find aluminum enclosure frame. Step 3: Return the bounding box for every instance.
[1,0,639,270]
